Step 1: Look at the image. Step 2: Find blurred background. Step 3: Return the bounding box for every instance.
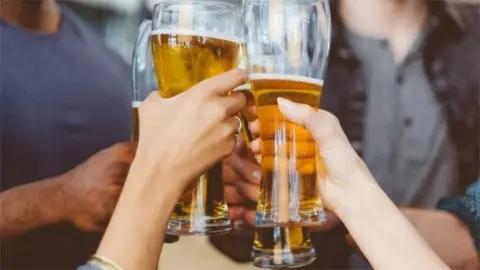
[59,0,479,269]
[64,0,480,65]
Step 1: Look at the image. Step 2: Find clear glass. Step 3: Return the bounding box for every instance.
[252,226,315,268]
[133,1,243,236]
[233,82,316,268]
[243,0,332,227]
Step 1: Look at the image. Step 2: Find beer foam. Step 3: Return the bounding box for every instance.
[150,29,242,44]
[249,73,324,87]
[132,101,142,108]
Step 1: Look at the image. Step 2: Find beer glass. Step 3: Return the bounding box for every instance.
[243,0,332,227]
[131,20,180,243]
[133,1,243,236]
[233,83,316,268]
[253,227,315,268]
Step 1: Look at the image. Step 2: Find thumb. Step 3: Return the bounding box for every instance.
[277,98,356,179]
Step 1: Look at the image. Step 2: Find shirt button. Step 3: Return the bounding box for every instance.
[380,40,389,48]
[396,73,404,85]
[404,117,413,127]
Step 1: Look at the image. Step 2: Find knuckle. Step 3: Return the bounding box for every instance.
[232,69,247,83]
[222,121,236,138]
[211,102,229,120]
[320,110,340,127]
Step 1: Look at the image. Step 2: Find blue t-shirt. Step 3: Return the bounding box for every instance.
[0,7,131,268]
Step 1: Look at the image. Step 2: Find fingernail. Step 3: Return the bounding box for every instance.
[252,170,261,180]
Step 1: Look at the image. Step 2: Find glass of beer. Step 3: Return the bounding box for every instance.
[132,1,243,236]
[243,0,332,227]
[233,84,316,268]
[252,227,315,268]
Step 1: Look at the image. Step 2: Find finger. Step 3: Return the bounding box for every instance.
[236,181,259,202]
[225,185,247,205]
[216,91,248,117]
[248,119,260,136]
[249,106,257,117]
[249,138,261,155]
[229,206,246,221]
[193,69,247,96]
[221,116,243,139]
[277,98,348,144]
[235,136,250,157]
[254,154,262,164]
[308,211,341,232]
[277,98,359,176]
[243,210,256,228]
[222,160,239,185]
[230,153,261,185]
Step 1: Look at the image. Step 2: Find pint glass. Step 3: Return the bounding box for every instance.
[233,84,316,268]
[133,1,243,236]
[253,227,315,268]
[243,0,332,227]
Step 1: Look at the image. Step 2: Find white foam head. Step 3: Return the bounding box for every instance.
[249,73,324,86]
[150,29,242,44]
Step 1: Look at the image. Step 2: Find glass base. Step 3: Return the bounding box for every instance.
[252,246,316,269]
[255,209,327,227]
[167,216,232,236]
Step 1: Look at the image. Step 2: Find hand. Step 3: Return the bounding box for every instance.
[223,138,260,224]
[241,107,342,230]
[272,98,375,212]
[132,69,248,195]
[59,142,137,232]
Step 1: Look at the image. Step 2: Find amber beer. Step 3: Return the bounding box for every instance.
[252,226,315,268]
[151,29,240,235]
[251,73,326,227]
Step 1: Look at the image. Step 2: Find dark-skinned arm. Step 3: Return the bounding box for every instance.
[0,176,67,238]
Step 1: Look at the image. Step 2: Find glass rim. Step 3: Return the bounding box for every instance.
[154,0,236,12]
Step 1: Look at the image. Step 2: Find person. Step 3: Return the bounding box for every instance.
[81,92,453,270]
[220,0,479,268]
[77,69,248,270]
[244,115,480,270]
[0,0,133,268]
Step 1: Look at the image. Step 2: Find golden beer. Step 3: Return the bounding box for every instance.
[252,227,315,268]
[151,30,240,235]
[152,30,239,98]
[251,74,326,227]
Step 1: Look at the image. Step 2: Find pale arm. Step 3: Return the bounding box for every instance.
[337,181,451,270]
[93,158,180,270]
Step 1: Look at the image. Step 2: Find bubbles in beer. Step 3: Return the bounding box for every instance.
[251,73,326,226]
[151,30,240,98]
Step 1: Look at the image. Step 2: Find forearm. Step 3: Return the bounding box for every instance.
[336,182,450,270]
[0,176,67,238]
[401,208,478,270]
[95,163,179,270]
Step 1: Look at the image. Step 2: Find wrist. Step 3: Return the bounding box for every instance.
[125,157,184,204]
[45,175,72,224]
[333,180,387,222]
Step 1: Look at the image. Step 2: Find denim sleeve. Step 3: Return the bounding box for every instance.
[438,179,480,251]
